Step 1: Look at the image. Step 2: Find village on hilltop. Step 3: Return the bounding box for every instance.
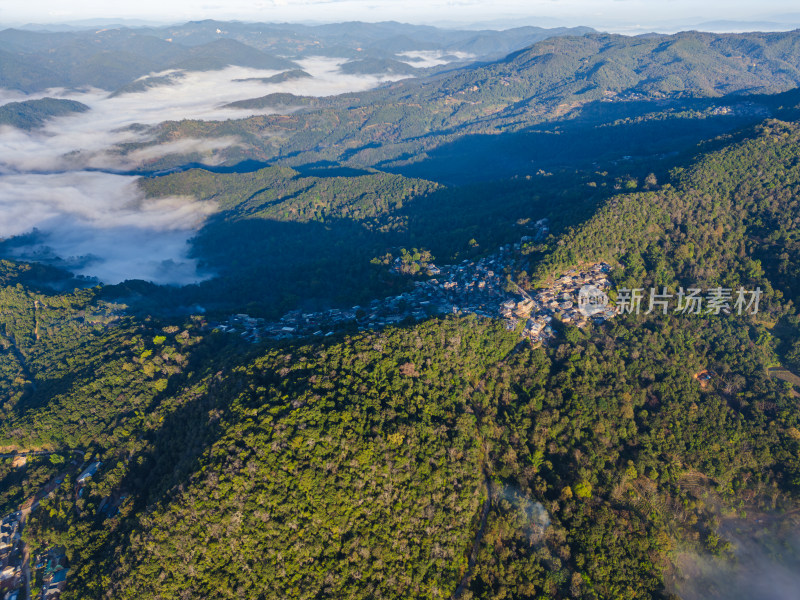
[508,261,615,346]
[213,227,617,346]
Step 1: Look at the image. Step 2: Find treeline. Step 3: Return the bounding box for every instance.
[533,120,800,311]
[0,272,234,451]
[17,304,800,599]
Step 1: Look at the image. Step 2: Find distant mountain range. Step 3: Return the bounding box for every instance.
[0,21,594,93]
[135,29,800,182]
[696,20,800,32]
[0,31,298,92]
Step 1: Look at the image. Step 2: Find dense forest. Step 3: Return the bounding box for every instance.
[3,22,800,600]
[0,108,798,598]
[24,311,800,600]
[532,120,800,308]
[0,97,88,130]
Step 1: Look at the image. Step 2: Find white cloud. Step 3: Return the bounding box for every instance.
[395,50,475,68]
[0,172,216,284]
[0,60,407,283]
[0,60,409,174]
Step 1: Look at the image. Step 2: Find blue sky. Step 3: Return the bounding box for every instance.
[4,0,800,31]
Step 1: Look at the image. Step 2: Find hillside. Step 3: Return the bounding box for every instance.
[168,38,297,72]
[339,57,419,75]
[0,99,798,600]
[133,164,605,317]
[223,92,320,110]
[532,119,800,308]
[232,69,312,85]
[0,97,89,130]
[140,30,800,182]
[0,22,593,93]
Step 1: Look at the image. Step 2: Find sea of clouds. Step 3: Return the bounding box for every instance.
[0,58,410,284]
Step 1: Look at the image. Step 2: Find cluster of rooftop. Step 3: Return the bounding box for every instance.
[0,513,22,600]
[211,235,617,347]
[505,262,615,346]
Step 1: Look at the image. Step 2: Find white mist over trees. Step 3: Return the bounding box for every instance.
[0,59,410,283]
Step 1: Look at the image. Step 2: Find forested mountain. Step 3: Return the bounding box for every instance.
[0,22,593,93]
[3,20,800,600]
[137,30,800,182]
[223,91,320,110]
[137,20,596,61]
[0,30,299,92]
[0,87,799,599]
[533,119,800,304]
[168,38,296,72]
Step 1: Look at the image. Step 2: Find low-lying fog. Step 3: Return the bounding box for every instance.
[396,50,475,67]
[0,57,410,285]
[669,513,800,600]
